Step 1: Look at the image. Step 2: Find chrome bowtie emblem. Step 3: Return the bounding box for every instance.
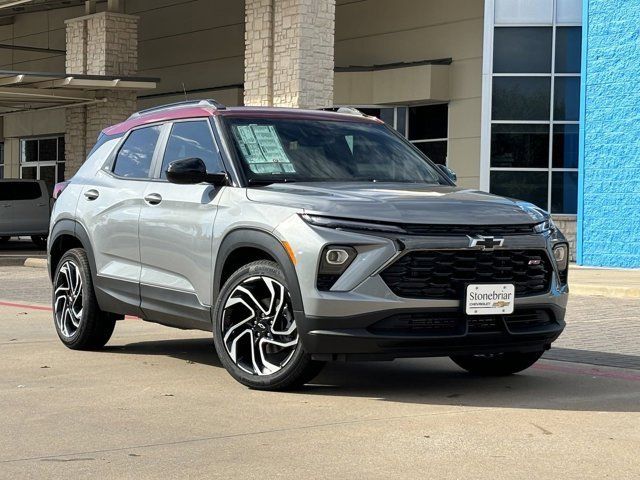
[468,235,504,251]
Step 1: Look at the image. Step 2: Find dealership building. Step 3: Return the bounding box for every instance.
[0,0,637,267]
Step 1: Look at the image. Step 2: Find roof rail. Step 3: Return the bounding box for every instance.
[128,99,226,119]
[336,106,367,117]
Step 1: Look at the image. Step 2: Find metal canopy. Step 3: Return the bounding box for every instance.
[0,70,158,115]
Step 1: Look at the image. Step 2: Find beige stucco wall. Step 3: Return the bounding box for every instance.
[0,0,245,179]
[0,5,80,178]
[129,0,244,106]
[0,0,484,188]
[335,0,484,188]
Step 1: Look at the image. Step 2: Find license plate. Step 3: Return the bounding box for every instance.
[465,284,515,315]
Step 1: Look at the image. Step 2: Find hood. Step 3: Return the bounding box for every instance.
[246,182,548,225]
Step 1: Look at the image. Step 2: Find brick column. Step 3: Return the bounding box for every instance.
[64,12,139,175]
[244,0,335,109]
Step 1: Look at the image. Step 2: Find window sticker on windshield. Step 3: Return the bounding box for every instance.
[233,125,296,174]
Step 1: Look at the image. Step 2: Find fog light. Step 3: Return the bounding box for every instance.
[553,243,568,271]
[326,248,350,265]
[317,245,357,291]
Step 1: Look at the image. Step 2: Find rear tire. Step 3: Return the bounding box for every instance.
[52,248,116,350]
[450,351,544,376]
[31,235,47,249]
[213,260,324,391]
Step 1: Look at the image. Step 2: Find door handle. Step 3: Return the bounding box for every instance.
[84,189,99,201]
[144,193,162,205]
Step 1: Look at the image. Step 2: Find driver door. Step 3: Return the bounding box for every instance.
[138,119,226,329]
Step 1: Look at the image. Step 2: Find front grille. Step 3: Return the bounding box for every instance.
[380,249,552,299]
[368,309,556,336]
[402,224,536,236]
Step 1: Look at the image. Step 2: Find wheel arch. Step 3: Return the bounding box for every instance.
[49,219,97,283]
[213,228,303,313]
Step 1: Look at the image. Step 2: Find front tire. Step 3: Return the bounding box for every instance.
[451,351,544,376]
[52,248,116,350]
[212,260,324,390]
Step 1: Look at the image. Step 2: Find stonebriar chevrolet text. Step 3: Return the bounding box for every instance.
[47,100,569,390]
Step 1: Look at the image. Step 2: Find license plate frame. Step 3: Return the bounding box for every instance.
[465,284,515,315]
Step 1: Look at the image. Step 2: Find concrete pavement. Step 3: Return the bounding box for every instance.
[570,265,640,299]
[1,302,639,479]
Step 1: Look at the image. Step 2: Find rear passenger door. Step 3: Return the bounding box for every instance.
[138,119,225,329]
[75,123,163,317]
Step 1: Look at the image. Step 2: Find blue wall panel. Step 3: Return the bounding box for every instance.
[579,0,640,267]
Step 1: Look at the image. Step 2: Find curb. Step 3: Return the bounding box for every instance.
[23,258,47,269]
[570,284,640,299]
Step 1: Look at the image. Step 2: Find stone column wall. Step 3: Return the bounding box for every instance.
[244,0,335,109]
[244,0,274,106]
[64,12,139,175]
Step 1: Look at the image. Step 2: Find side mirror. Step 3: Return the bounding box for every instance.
[166,158,229,186]
[436,164,457,183]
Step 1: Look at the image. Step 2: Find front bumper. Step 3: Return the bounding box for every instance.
[276,214,569,359]
[297,302,565,361]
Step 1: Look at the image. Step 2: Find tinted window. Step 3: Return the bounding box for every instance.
[551,171,578,214]
[491,124,549,168]
[408,104,448,140]
[0,182,42,201]
[113,125,161,178]
[552,124,579,169]
[493,27,552,73]
[492,77,551,120]
[161,121,222,178]
[555,27,582,73]
[553,76,580,121]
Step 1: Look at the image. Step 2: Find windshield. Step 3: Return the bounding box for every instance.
[223,116,446,185]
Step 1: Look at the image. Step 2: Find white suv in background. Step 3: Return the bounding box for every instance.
[0,179,51,248]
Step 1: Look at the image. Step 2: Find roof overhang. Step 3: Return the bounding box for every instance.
[334,59,451,106]
[0,70,159,116]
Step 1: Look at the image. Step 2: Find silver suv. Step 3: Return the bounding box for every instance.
[48,100,569,390]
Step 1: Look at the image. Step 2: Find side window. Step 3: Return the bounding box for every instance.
[0,182,41,201]
[160,121,223,178]
[112,125,161,178]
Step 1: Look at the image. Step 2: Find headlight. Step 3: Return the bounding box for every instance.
[301,214,405,234]
[534,217,556,233]
[552,243,569,272]
[317,245,357,291]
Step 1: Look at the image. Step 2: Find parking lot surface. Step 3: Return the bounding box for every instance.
[1,266,639,479]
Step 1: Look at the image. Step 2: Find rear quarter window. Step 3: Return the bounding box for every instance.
[112,125,162,179]
[0,182,42,201]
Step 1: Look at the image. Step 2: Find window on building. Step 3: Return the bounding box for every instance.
[346,104,449,165]
[20,136,65,195]
[112,125,161,178]
[161,121,223,178]
[0,143,4,178]
[489,11,581,214]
